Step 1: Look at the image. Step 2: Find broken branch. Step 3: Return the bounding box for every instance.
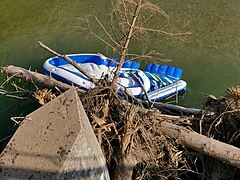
[38,41,97,83]
[111,0,142,87]
[1,65,86,94]
[130,72,151,104]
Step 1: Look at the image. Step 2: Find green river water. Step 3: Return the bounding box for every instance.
[1,1,240,141]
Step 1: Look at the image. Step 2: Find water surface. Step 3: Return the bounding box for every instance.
[1,0,240,140]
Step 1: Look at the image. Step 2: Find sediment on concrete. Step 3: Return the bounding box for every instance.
[0,87,110,180]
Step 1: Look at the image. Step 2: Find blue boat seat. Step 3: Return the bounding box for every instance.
[108,58,119,67]
[107,58,140,70]
[122,60,140,69]
[144,63,183,82]
[130,61,140,69]
[172,67,183,80]
[158,64,168,74]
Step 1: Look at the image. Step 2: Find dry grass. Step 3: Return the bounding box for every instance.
[33,89,56,105]
[202,87,240,146]
[225,86,240,111]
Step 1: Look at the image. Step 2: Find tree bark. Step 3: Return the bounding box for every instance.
[158,121,240,168]
[1,65,85,94]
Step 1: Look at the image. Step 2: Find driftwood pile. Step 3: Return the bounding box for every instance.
[1,65,240,179]
[1,0,239,178]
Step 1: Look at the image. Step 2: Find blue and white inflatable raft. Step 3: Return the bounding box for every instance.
[43,53,187,101]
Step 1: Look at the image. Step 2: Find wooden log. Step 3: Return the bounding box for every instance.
[1,65,86,94]
[151,101,214,116]
[158,121,240,168]
[126,93,214,116]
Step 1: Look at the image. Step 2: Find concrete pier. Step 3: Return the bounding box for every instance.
[0,87,110,179]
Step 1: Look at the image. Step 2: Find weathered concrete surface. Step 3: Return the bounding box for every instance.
[0,87,110,180]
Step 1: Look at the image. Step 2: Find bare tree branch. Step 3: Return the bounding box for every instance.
[134,26,192,40]
[112,0,143,87]
[141,1,169,19]
[38,41,97,83]
[94,17,122,48]
[87,18,121,54]
[130,72,151,103]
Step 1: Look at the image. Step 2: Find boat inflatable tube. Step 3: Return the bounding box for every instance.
[43,54,149,96]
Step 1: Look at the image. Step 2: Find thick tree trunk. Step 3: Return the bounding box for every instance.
[158,121,240,168]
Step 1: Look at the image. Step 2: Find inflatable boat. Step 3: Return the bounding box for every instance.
[43,53,187,101]
[140,63,187,100]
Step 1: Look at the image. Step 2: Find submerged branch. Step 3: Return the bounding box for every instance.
[0,88,32,100]
[150,101,214,116]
